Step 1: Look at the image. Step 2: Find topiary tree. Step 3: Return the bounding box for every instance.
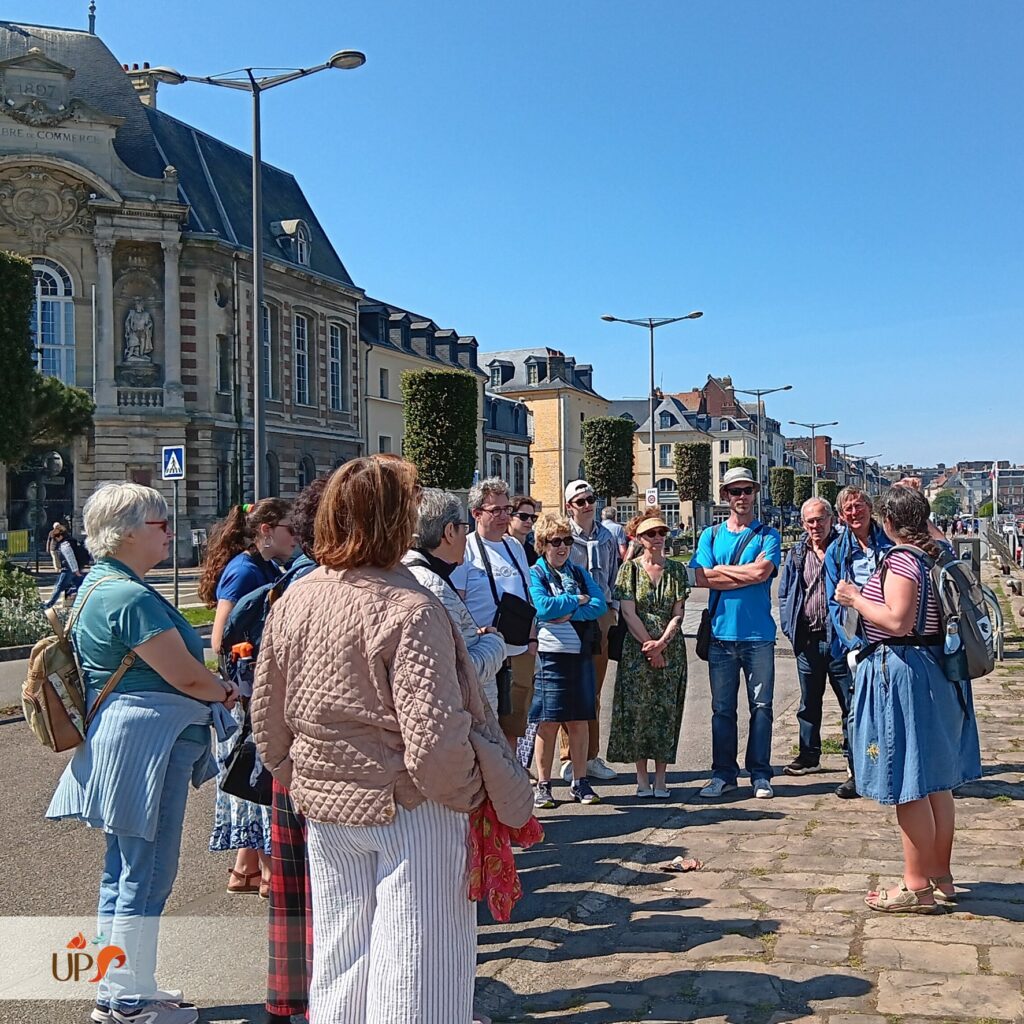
[794,475,812,506]
[931,489,960,520]
[728,455,757,476]
[675,441,712,548]
[582,417,636,501]
[977,500,993,518]
[816,479,839,508]
[770,466,794,509]
[401,368,479,488]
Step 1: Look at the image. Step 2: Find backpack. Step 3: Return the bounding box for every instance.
[880,544,995,681]
[22,576,136,752]
[67,536,92,570]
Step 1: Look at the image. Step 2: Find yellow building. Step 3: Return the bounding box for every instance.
[481,348,608,511]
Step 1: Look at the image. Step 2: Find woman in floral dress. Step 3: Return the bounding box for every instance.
[608,508,689,798]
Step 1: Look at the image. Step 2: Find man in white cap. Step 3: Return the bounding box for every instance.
[560,479,620,782]
[689,467,782,800]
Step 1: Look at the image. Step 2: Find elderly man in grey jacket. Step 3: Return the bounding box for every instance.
[403,489,507,714]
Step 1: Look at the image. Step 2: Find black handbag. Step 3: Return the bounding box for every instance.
[495,660,514,716]
[474,534,536,647]
[220,710,273,806]
[695,524,764,662]
[606,561,637,662]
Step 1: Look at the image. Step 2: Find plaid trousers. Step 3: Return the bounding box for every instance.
[266,779,313,1018]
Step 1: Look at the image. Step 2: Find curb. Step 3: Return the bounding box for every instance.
[0,623,213,664]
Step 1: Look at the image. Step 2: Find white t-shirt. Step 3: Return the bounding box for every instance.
[451,533,532,657]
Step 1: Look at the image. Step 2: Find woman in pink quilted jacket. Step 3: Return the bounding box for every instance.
[252,455,533,1024]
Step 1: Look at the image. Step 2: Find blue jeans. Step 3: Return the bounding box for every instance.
[96,736,206,1013]
[794,633,853,769]
[708,640,776,784]
[43,569,81,609]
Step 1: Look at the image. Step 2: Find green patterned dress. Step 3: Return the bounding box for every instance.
[607,558,690,764]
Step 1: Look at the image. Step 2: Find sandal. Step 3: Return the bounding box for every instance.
[864,879,937,914]
[636,784,654,798]
[226,868,261,895]
[929,874,957,904]
[660,856,704,873]
[259,874,271,900]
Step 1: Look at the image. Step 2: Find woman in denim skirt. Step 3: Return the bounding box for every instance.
[835,485,981,914]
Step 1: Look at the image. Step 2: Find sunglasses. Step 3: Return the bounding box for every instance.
[512,512,539,523]
[641,528,670,538]
[571,495,597,507]
[726,486,755,497]
[145,520,170,531]
[546,536,573,548]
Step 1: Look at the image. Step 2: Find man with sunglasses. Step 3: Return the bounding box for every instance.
[559,479,621,782]
[506,496,540,566]
[690,467,782,800]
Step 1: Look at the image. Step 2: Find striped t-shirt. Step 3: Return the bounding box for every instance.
[860,550,940,642]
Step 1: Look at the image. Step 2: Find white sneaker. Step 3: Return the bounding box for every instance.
[111,1001,199,1024]
[699,778,737,799]
[753,779,774,799]
[559,761,574,783]
[587,756,617,780]
[92,994,188,1024]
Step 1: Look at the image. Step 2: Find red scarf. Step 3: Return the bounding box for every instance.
[467,799,544,922]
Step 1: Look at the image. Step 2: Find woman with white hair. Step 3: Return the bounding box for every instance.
[402,488,507,714]
[47,482,238,1024]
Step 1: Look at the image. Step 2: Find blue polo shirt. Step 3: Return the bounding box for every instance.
[691,521,782,642]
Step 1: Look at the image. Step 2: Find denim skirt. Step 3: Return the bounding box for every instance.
[851,644,982,806]
[528,652,596,723]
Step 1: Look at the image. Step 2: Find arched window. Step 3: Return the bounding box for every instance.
[489,402,498,429]
[266,451,281,497]
[512,406,521,433]
[298,455,316,491]
[30,257,76,385]
[657,477,677,495]
[295,223,311,266]
[490,454,503,480]
[513,458,525,494]
[293,313,311,405]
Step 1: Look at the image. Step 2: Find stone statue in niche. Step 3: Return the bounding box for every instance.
[123,298,154,362]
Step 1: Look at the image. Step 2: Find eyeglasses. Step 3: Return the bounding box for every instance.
[512,512,538,523]
[726,486,755,497]
[571,495,597,507]
[546,536,573,548]
[480,505,514,517]
[145,520,170,531]
[275,523,296,535]
[802,516,831,526]
[640,528,670,538]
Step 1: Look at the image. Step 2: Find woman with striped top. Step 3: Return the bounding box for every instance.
[834,485,981,914]
[527,512,607,808]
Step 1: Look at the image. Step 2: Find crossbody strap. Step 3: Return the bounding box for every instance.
[473,534,533,625]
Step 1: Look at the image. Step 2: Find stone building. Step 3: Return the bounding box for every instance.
[483,392,532,498]
[0,21,363,555]
[482,348,608,512]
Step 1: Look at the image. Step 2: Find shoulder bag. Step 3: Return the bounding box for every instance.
[606,561,638,662]
[474,534,536,647]
[695,524,764,661]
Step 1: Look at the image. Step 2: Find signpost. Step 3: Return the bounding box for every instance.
[645,487,659,508]
[162,445,186,607]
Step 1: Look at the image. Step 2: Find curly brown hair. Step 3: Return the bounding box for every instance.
[875,485,942,560]
[626,505,663,539]
[289,474,332,558]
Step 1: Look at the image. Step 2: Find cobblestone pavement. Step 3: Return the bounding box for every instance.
[475,565,1024,1024]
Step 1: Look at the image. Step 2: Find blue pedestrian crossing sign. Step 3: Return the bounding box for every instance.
[161,445,186,481]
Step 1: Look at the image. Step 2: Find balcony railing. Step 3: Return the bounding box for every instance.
[117,387,165,409]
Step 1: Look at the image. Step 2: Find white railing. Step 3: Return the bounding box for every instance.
[117,388,165,408]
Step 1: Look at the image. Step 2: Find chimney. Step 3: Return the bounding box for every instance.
[126,61,159,108]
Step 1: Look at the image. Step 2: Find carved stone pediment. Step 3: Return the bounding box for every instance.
[0,163,94,245]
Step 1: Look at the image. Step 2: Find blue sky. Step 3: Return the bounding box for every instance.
[14,1,1023,464]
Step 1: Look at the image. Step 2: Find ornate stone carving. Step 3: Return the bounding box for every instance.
[0,165,94,246]
[123,298,154,362]
[116,243,160,279]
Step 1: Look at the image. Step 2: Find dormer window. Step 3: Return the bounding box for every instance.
[527,363,539,385]
[660,412,674,429]
[491,367,502,388]
[295,224,310,266]
[271,219,311,266]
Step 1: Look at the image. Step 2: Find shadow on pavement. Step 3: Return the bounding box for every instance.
[953,881,1024,921]
[200,1004,265,1021]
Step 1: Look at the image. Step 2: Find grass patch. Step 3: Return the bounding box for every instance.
[992,794,1013,804]
[748,866,770,877]
[758,931,778,958]
[847,953,864,969]
[205,658,219,671]
[180,606,215,626]
[807,886,840,896]
[803,818,821,837]
[821,734,845,755]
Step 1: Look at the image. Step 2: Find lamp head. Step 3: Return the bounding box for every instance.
[600,314,617,322]
[147,66,187,85]
[684,310,703,319]
[328,50,366,70]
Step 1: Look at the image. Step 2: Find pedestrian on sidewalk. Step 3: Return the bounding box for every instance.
[452,477,538,748]
[560,479,620,784]
[834,485,982,914]
[824,486,893,799]
[779,497,853,779]
[198,498,294,896]
[601,505,630,561]
[46,482,239,1024]
[528,512,606,808]
[690,467,782,800]
[42,523,86,609]
[252,455,532,1024]
[506,494,540,567]
[607,509,690,798]
[46,520,64,572]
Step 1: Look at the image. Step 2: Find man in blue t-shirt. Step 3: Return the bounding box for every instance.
[690,467,782,800]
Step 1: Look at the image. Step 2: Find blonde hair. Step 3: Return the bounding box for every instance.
[83,482,167,559]
[533,512,572,553]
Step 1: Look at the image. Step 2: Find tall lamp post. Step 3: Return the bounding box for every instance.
[734,384,792,520]
[150,51,366,499]
[859,454,882,494]
[833,440,864,490]
[788,419,838,496]
[600,312,703,490]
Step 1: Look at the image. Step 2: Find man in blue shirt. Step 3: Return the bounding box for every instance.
[690,467,782,799]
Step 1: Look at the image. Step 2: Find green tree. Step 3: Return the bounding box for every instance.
[977,501,993,518]
[931,489,960,519]
[675,441,712,548]
[582,417,636,500]
[0,252,95,468]
[401,368,479,488]
[816,479,839,507]
[769,466,794,509]
[794,475,812,505]
[728,455,757,476]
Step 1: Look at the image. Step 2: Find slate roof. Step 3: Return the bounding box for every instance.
[0,21,357,288]
[479,347,605,399]
[609,397,710,437]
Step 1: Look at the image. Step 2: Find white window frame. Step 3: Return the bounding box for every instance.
[720,439,730,454]
[31,257,76,386]
[294,313,310,406]
[295,225,310,266]
[659,443,672,468]
[329,322,346,411]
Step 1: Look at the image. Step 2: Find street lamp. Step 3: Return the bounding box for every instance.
[833,440,864,489]
[734,384,792,520]
[788,419,839,496]
[601,312,703,491]
[859,454,882,494]
[150,51,367,499]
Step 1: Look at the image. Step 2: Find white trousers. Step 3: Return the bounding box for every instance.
[307,800,476,1024]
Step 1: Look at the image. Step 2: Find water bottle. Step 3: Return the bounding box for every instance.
[231,641,255,698]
